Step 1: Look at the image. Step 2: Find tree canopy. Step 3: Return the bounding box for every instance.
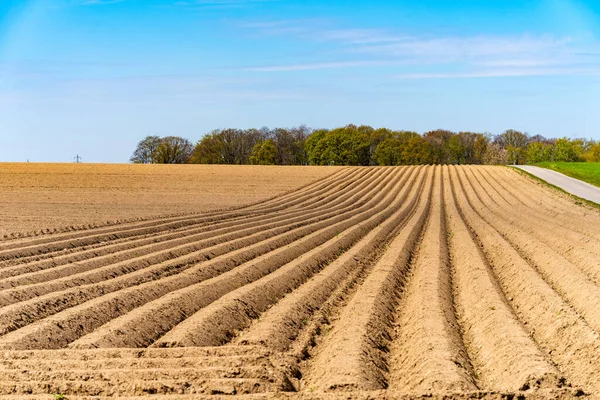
[131,126,600,166]
[130,136,193,164]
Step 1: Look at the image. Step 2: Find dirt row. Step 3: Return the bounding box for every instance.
[0,167,357,259]
[0,163,345,239]
[0,165,598,399]
[0,170,383,289]
[0,168,401,349]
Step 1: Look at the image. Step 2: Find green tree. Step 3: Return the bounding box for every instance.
[553,137,585,162]
[584,141,600,162]
[473,134,491,164]
[305,125,371,166]
[423,129,454,164]
[321,126,371,166]
[526,141,554,163]
[446,132,489,165]
[402,134,432,165]
[238,129,267,164]
[305,129,328,165]
[373,131,431,165]
[368,128,393,165]
[447,132,488,164]
[447,135,466,164]
[250,139,278,165]
[373,138,403,165]
[189,132,226,164]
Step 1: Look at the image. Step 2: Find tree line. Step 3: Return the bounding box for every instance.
[131,125,600,166]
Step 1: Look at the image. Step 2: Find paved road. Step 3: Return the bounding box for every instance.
[514,165,600,204]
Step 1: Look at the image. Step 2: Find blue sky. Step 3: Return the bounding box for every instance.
[1,0,599,162]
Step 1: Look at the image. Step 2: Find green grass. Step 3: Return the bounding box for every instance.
[533,162,600,188]
[510,166,600,211]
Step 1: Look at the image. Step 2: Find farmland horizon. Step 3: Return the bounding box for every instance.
[1,0,600,163]
[2,123,599,164]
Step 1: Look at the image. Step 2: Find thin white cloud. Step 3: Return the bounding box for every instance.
[175,0,277,8]
[352,35,575,65]
[72,0,125,5]
[247,60,411,72]
[240,19,600,78]
[395,67,600,79]
[242,19,401,44]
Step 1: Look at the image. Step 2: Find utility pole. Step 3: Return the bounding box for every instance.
[74,155,82,163]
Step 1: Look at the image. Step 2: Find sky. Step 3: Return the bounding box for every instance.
[0,0,600,162]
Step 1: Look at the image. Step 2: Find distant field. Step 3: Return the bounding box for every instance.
[0,163,343,237]
[534,162,600,187]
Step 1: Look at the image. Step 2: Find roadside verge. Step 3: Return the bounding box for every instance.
[511,165,600,208]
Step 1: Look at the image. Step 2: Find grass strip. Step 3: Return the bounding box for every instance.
[509,166,600,211]
[533,162,600,188]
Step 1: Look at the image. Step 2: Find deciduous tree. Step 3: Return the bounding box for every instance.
[585,141,600,162]
[424,129,454,164]
[152,136,194,164]
[189,132,226,164]
[250,139,278,165]
[130,135,163,164]
[494,129,529,164]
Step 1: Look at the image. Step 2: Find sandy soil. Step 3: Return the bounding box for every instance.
[0,163,343,237]
[0,165,597,399]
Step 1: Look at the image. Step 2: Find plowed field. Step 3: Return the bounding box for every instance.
[0,163,341,238]
[0,165,598,399]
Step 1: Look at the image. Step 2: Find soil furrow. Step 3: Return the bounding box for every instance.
[0,168,387,288]
[0,218,247,269]
[444,166,561,391]
[234,168,427,353]
[0,345,268,360]
[0,356,268,370]
[387,168,476,393]
[492,167,600,236]
[0,165,599,399]
[303,166,435,392]
[457,167,600,340]
[0,168,373,269]
[448,166,600,394]
[71,167,419,350]
[0,168,393,308]
[147,167,420,349]
[467,167,600,286]
[480,167,600,242]
[0,367,280,382]
[0,166,351,247]
[0,168,368,270]
[238,167,361,213]
[472,167,600,248]
[0,167,357,259]
[0,166,352,245]
[0,378,279,396]
[0,167,404,349]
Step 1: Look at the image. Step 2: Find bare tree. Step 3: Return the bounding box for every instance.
[152,136,194,164]
[130,136,163,164]
[494,129,530,164]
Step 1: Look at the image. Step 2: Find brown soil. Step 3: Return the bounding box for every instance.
[0,165,597,399]
[0,163,343,238]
